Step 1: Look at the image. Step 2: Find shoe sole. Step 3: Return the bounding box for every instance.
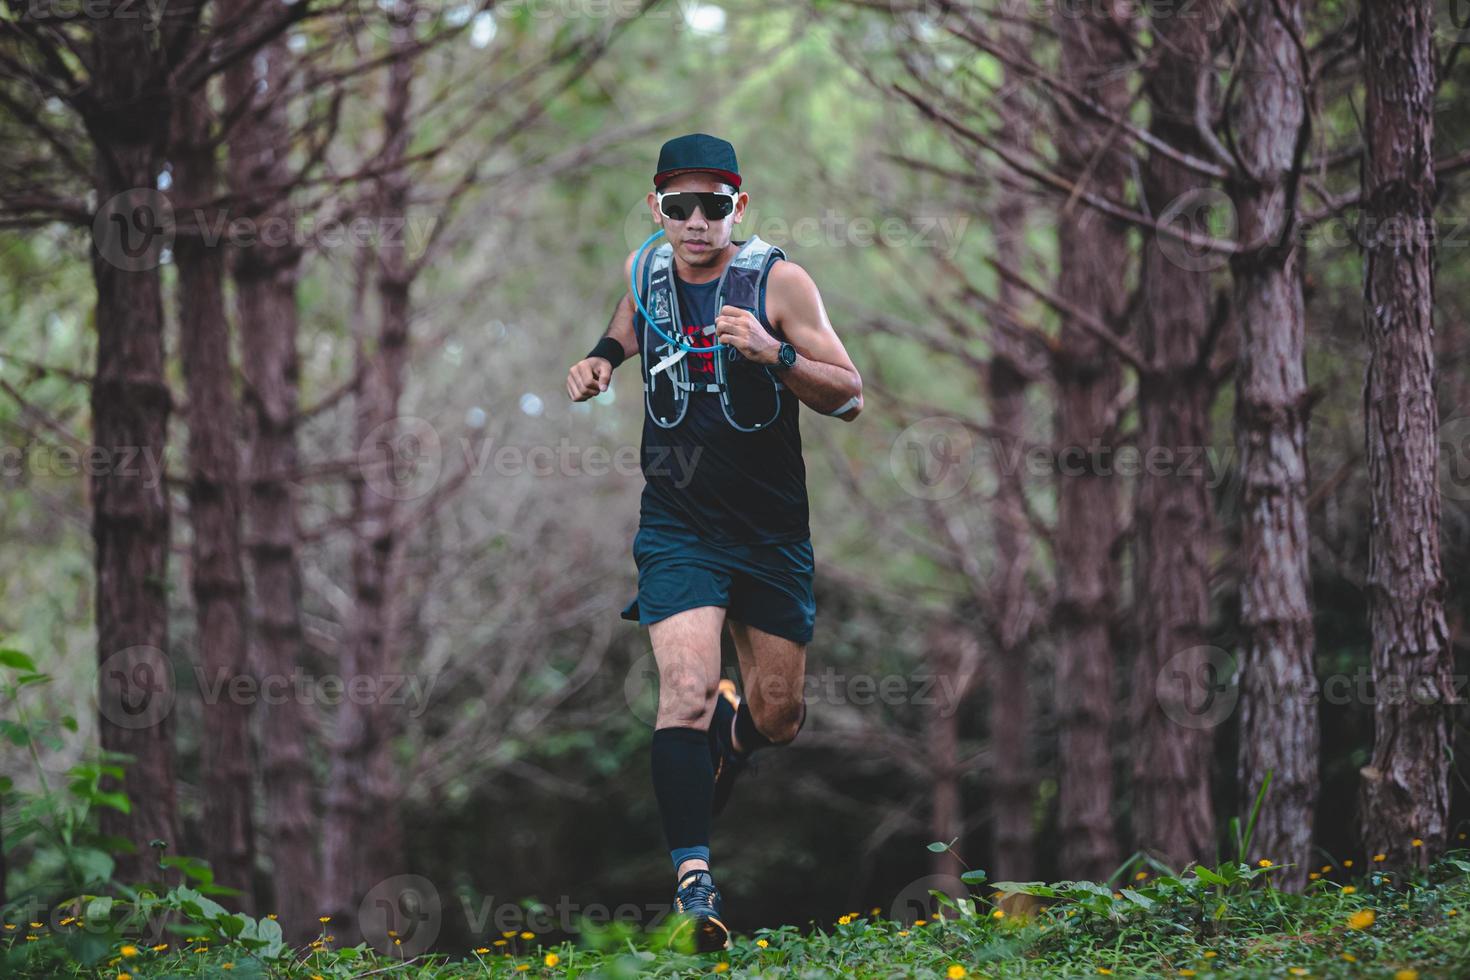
[711,680,743,817]
[670,912,732,953]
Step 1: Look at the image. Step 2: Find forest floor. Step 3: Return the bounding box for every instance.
[10,855,1470,979]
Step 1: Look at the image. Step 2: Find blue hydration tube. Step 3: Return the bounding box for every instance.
[629,228,730,354]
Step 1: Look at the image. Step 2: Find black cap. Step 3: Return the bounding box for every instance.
[654,133,741,190]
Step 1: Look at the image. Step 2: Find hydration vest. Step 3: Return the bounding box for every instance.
[637,236,787,433]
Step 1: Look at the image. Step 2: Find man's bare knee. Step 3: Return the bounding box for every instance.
[751,698,806,745]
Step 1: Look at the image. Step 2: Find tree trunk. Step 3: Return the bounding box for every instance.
[1129,0,1219,873]
[1357,0,1452,869]
[222,9,318,937]
[323,20,417,936]
[1050,2,1131,881]
[1229,0,1318,890]
[174,83,256,911]
[87,15,179,886]
[986,352,1036,883]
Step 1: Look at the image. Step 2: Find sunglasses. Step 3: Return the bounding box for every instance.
[657,191,738,222]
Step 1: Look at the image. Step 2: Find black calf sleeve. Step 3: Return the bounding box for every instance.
[651,726,714,852]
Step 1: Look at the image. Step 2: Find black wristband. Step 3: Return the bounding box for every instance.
[587,336,625,369]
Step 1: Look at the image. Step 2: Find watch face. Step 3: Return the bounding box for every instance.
[780,343,796,367]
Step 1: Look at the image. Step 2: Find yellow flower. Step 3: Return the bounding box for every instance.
[837,914,852,925]
[544,952,560,967]
[870,907,880,915]
[1342,953,1357,962]
[1395,972,1419,980]
[318,915,332,923]
[1373,853,1387,862]
[1343,859,1354,867]
[28,922,42,929]
[474,947,490,954]
[1203,951,1217,958]
[519,930,534,940]
[897,930,909,937]
[713,964,729,974]
[502,930,517,938]
[914,919,927,926]
[992,909,1005,919]
[1098,970,1113,976]
[1412,838,1423,848]
[1180,971,1196,977]
[516,966,530,973]
[1449,910,1460,917]
[151,944,167,952]
[1342,886,1357,895]
[1347,909,1376,930]
[494,939,508,946]
[1288,970,1308,977]
[2,924,13,930]
[1321,865,1333,873]
[118,975,132,980]
[948,966,966,979]
[1309,873,1320,880]
[1257,859,1272,868]
[120,945,139,958]
[757,939,769,948]
[222,964,234,971]
[266,913,277,919]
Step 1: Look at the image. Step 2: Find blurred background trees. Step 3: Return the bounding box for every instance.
[2,0,1468,954]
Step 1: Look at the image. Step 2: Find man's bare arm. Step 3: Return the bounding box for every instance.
[566,252,642,402]
[760,261,863,421]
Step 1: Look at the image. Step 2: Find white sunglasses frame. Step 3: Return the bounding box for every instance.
[655,190,739,222]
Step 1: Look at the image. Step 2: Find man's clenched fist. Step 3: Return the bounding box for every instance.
[566,356,613,401]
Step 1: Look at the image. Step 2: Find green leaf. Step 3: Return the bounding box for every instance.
[926,841,949,853]
[960,869,988,884]
[85,895,114,924]
[1118,888,1155,909]
[0,648,37,671]
[1194,866,1229,886]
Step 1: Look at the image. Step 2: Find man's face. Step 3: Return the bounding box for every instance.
[647,172,748,268]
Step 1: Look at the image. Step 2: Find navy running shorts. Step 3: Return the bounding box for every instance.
[620,520,816,645]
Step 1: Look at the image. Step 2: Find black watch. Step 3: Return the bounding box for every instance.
[773,342,797,371]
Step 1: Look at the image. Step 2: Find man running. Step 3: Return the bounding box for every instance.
[565,133,863,952]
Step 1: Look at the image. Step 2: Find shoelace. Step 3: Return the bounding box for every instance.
[678,876,720,914]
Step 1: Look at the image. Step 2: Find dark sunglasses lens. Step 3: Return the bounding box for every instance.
[660,192,733,221]
[698,193,734,219]
[660,193,694,221]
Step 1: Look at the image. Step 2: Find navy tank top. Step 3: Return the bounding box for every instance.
[637,262,810,545]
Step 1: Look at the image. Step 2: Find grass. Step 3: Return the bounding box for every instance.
[7,854,1470,979]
